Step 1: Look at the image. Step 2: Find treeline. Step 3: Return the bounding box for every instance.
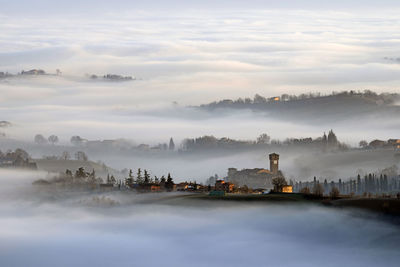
[33,167,176,193]
[292,168,400,198]
[200,90,398,108]
[122,168,175,191]
[182,130,348,152]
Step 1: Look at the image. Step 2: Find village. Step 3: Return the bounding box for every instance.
[24,150,400,200]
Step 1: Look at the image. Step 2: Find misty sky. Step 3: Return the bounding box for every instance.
[1,0,400,143]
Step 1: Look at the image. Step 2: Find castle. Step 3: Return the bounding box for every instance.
[225,153,284,190]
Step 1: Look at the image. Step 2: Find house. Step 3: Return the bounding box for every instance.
[0,155,37,169]
[21,69,46,75]
[176,182,189,191]
[215,180,235,193]
[369,139,386,149]
[282,185,293,193]
[388,139,400,149]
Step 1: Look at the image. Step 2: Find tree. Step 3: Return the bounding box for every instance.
[359,140,368,148]
[136,168,143,184]
[272,176,287,192]
[300,187,310,194]
[330,187,340,199]
[144,169,150,185]
[65,169,73,177]
[313,183,324,197]
[75,151,88,161]
[253,94,266,104]
[257,133,271,144]
[165,173,174,191]
[327,130,338,147]
[75,167,87,179]
[48,135,59,145]
[71,136,85,146]
[34,134,47,145]
[14,148,30,160]
[169,138,175,151]
[160,175,166,189]
[60,151,71,160]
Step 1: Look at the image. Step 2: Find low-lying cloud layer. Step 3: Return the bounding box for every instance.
[0,170,399,267]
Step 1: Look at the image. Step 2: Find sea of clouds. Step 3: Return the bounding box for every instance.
[1,2,400,144]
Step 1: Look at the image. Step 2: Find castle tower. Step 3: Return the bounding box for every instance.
[269,153,279,174]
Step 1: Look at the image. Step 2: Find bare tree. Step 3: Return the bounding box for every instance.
[359,140,368,148]
[34,134,47,145]
[48,135,59,145]
[272,176,287,192]
[330,187,340,199]
[300,187,310,194]
[257,133,271,144]
[71,136,85,146]
[75,151,88,161]
[313,183,324,197]
[60,151,71,160]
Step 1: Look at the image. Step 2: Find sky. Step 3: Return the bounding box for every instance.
[1,0,400,143]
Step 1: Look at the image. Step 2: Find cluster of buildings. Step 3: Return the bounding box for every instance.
[0,149,37,169]
[212,153,292,194]
[367,139,400,150]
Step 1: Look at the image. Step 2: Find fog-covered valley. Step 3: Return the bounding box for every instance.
[0,169,399,267]
[1,81,400,183]
[2,1,400,266]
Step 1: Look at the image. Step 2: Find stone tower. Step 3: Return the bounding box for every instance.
[269,153,279,174]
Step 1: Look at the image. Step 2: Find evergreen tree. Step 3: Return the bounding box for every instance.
[65,169,73,177]
[165,173,174,191]
[144,169,150,185]
[160,175,166,189]
[357,175,362,194]
[169,138,175,151]
[75,167,86,179]
[136,168,143,184]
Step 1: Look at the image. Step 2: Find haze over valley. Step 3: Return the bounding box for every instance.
[1,1,400,267]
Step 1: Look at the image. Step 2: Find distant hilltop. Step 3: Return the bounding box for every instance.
[0,121,11,128]
[0,69,61,77]
[198,90,400,123]
[0,69,136,81]
[200,90,398,108]
[87,73,135,81]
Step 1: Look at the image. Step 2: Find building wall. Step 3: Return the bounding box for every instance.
[282,185,293,193]
[226,169,275,190]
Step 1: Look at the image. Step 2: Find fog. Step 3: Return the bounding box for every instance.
[2,2,400,266]
[1,76,400,144]
[2,2,400,145]
[0,169,399,267]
